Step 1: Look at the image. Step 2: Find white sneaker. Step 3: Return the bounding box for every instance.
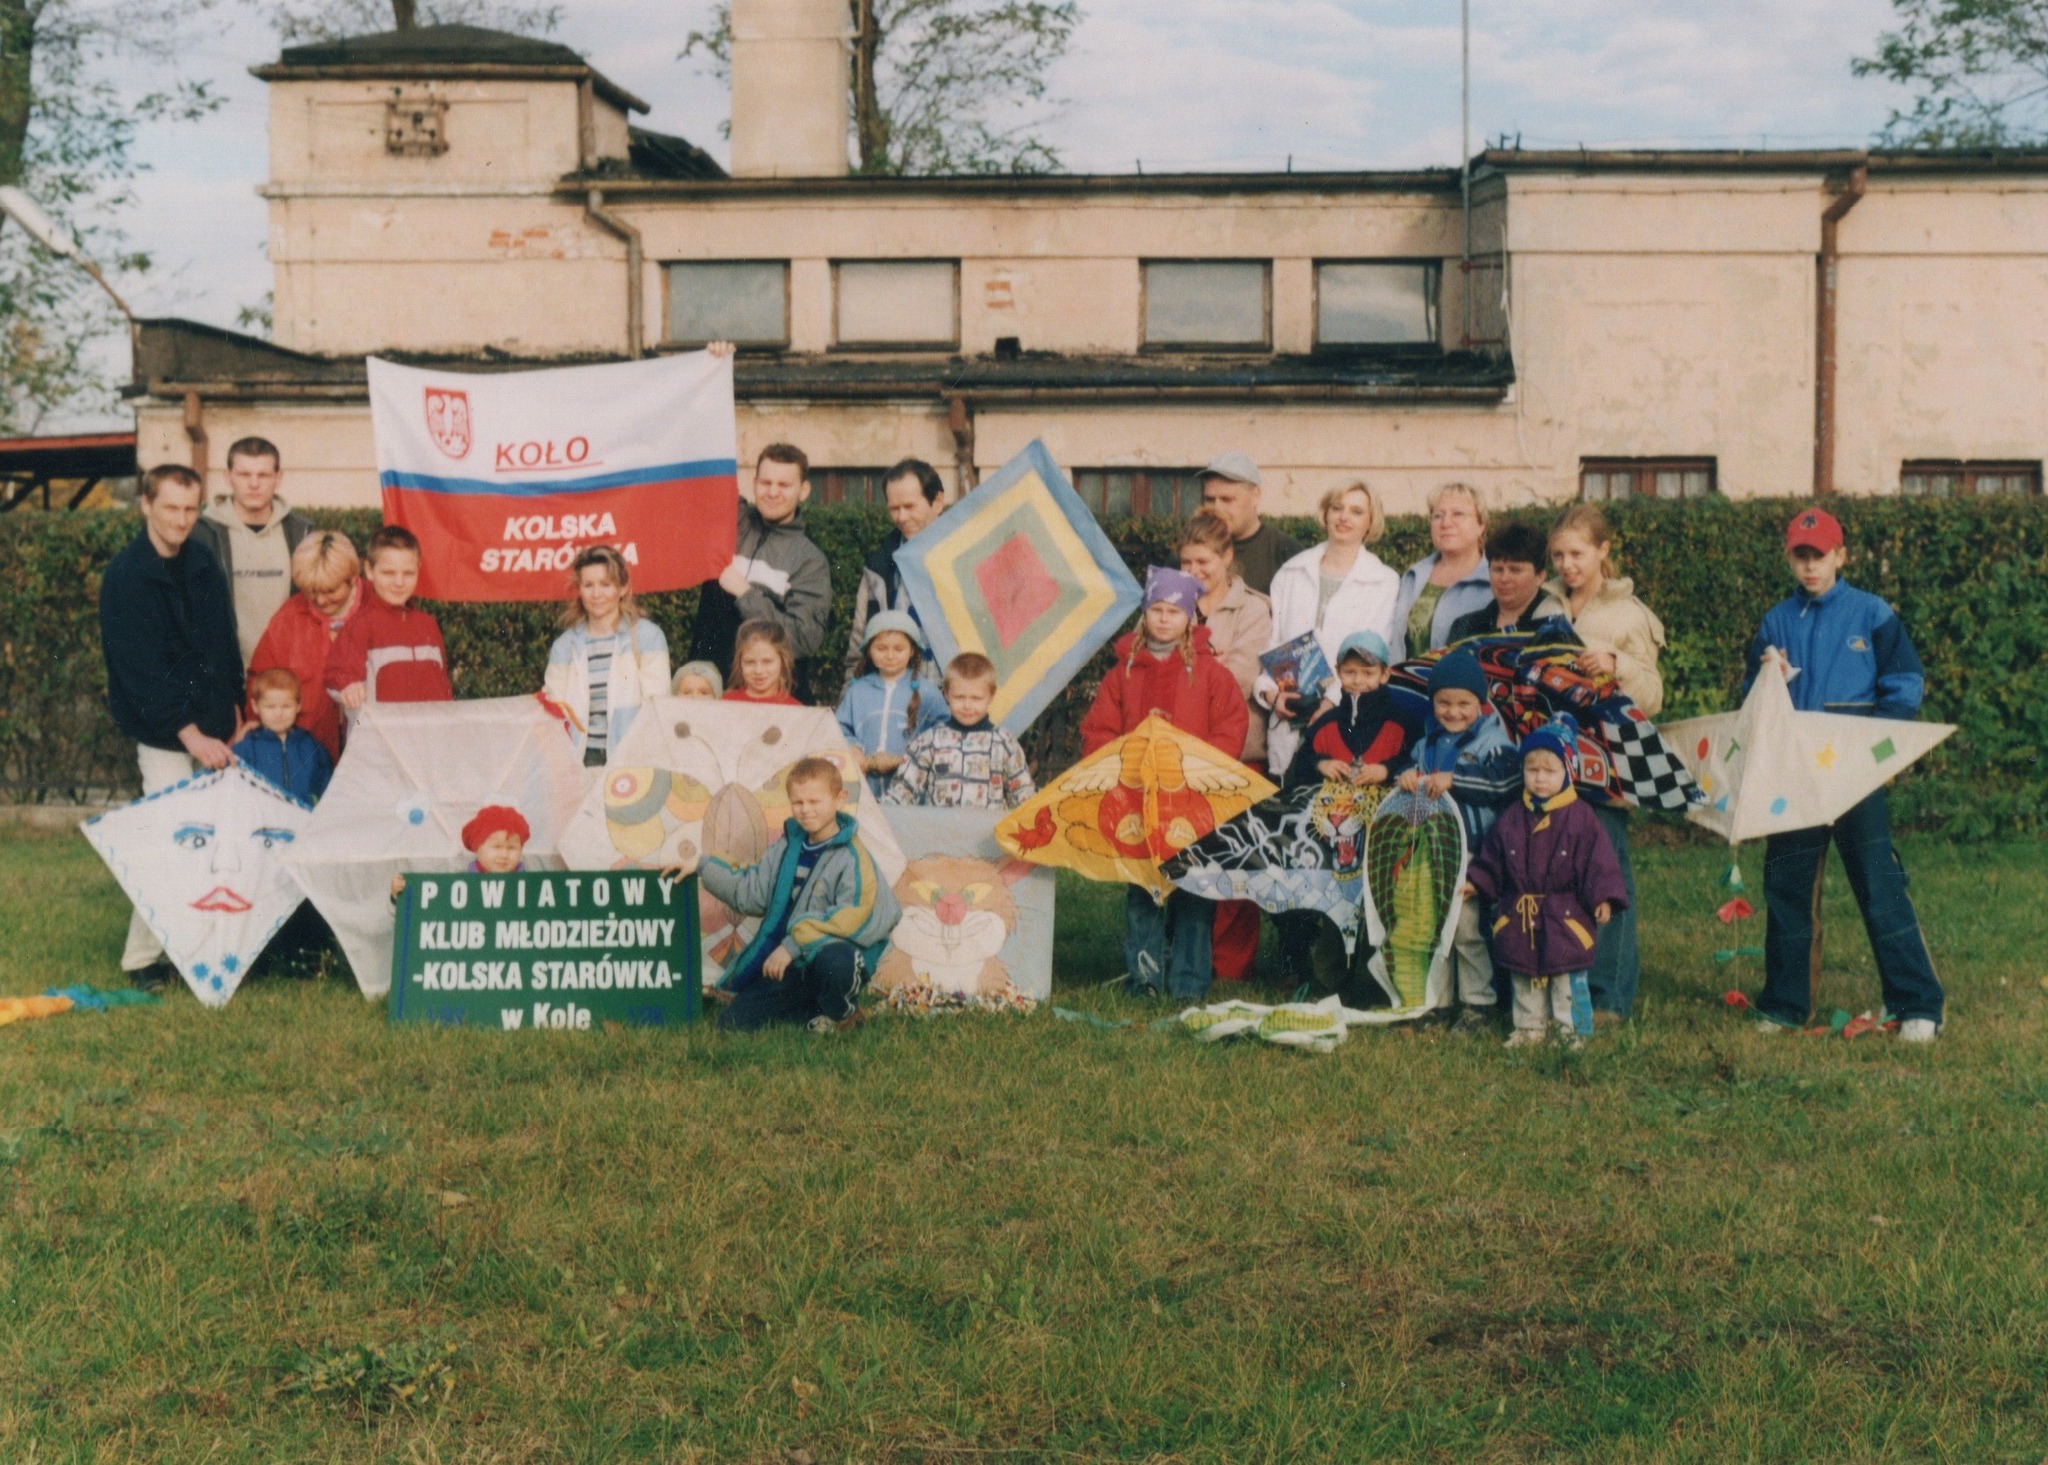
[1898,1018,1939,1044]
[1503,1028,1547,1049]
[1754,1018,1790,1036]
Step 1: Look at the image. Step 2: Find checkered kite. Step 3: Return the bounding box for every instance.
[1660,658,1954,845]
[896,440,1143,736]
[995,712,1275,901]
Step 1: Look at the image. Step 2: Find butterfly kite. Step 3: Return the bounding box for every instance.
[1660,657,1954,845]
[995,712,1274,900]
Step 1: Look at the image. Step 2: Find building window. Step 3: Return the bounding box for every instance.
[665,261,788,347]
[1071,468,1206,519]
[835,261,958,349]
[1580,458,1718,502]
[1900,460,2042,497]
[810,468,892,506]
[1142,261,1270,350]
[1316,262,1440,347]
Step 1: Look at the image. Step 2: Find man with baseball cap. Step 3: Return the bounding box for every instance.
[1197,453,1302,596]
[1742,506,1944,1043]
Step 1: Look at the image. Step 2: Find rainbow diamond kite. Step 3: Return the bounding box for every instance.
[895,440,1142,735]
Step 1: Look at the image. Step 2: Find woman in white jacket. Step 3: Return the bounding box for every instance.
[1256,481,1401,773]
[543,546,672,767]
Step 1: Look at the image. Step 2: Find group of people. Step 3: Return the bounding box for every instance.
[96,437,1945,1045]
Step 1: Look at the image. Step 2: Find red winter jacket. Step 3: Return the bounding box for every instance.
[325,589,453,705]
[248,587,360,760]
[1080,628,1250,759]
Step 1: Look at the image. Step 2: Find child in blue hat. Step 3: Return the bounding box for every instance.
[835,610,949,797]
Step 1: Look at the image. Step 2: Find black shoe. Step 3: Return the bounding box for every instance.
[127,960,174,993]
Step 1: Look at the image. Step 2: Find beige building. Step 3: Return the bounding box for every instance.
[132,13,2048,514]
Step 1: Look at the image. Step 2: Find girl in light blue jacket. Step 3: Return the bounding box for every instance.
[836,611,948,797]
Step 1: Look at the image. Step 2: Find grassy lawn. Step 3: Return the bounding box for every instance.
[2,824,2045,1461]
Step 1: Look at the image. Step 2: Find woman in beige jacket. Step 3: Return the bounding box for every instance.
[1179,510,1273,981]
[1545,503,1664,1023]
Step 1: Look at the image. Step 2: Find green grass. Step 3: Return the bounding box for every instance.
[2,825,2046,1461]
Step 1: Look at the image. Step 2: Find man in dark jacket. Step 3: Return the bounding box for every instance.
[688,442,833,690]
[99,463,245,986]
[842,457,946,681]
[189,436,312,665]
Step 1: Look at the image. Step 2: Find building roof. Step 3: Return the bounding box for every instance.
[1477,145,2048,177]
[254,23,649,114]
[130,319,1512,406]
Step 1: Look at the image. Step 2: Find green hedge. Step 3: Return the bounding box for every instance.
[5,498,2045,834]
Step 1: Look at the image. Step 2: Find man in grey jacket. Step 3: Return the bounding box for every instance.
[190,437,313,664]
[687,442,833,690]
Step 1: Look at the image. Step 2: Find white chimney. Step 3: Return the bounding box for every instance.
[729,0,852,178]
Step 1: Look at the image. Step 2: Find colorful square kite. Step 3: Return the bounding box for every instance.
[995,712,1275,901]
[895,440,1142,736]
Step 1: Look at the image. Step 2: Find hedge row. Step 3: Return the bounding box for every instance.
[4,497,2045,834]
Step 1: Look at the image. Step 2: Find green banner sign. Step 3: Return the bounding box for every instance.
[390,871,701,1029]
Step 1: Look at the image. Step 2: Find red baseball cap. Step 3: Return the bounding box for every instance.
[1785,507,1844,554]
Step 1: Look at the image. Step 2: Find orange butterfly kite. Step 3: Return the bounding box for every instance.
[996,713,1275,901]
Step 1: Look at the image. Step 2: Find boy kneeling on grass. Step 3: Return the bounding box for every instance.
[664,756,900,1034]
[1747,508,1943,1044]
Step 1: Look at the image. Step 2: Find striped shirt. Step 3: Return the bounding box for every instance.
[584,630,619,748]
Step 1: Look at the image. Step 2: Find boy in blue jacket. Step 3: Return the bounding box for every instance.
[668,756,901,1034]
[232,668,332,803]
[1745,508,1942,1043]
[1397,650,1521,1028]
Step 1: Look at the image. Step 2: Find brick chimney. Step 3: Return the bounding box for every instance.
[729,0,851,178]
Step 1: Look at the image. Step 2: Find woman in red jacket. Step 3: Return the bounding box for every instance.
[246,530,362,761]
[1080,567,1250,1000]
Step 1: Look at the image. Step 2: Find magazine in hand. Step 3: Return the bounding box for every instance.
[1259,633,1333,719]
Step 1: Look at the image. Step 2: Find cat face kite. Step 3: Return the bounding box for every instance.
[874,807,1055,1005]
[554,698,907,989]
[996,712,1274,900]
[83,764,313,1007]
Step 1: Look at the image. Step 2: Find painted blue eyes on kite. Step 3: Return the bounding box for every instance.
[174,824,297,851]
[253,828,297,849]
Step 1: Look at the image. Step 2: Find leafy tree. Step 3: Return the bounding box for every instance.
[685,0,1081,176]
[1854,0,2048,147]
[256,0,559,44]
[0,0,217,431]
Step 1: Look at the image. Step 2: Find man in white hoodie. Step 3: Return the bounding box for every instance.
[191,437,313,665]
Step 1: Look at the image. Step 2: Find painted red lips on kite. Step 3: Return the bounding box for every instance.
[191,886,254,913]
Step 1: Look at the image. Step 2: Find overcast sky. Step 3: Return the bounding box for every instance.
[84,0,1907,423]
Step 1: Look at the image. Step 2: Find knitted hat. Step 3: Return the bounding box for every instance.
[1520,714,1580,777]
[1144,566,1203,617]
[462,804,530,852]
[862,609,926,650]
[671,660,724,696]
[1427,648,1487,701]
[1336,630,1391,667]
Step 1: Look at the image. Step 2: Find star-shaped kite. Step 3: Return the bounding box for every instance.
[1660,659,1954,845]
[995,712,1275,900]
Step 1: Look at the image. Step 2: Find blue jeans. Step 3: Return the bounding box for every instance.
[719,941,866,1031]
[1124,887,1215,1001]
[1758,789,1943,1027]
[1588,803,1640,1017]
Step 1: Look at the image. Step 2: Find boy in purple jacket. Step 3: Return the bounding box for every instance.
[1461,717,1628,1048]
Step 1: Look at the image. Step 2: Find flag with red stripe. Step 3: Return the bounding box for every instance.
[368,353,738,602]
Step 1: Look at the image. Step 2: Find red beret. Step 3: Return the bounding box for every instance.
[461,804,530,852]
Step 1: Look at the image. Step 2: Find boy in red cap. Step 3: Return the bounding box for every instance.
[1743,507,1943,1043]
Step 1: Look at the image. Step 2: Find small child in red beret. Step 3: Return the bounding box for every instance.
[391,804,530,901]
